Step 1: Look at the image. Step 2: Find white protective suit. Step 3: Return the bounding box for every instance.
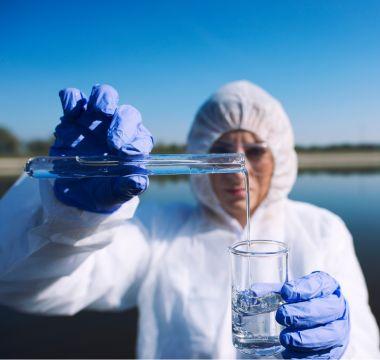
[0,81,379,359]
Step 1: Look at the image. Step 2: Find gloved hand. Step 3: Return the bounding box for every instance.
[50,84,154,213]
[276,271,350,359]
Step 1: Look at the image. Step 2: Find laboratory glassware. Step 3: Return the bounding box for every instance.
[229,240,288,357]
[25,153,245,178]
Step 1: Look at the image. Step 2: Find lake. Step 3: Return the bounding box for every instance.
[0,173,379,358]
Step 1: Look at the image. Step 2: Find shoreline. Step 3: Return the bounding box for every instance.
[1,152,380,177]
[297,151,380,170]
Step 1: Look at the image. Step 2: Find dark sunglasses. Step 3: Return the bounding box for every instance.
[210,140,268,160]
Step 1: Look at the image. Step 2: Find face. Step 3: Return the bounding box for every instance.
[209,130,274,225]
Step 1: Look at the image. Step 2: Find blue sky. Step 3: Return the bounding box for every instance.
[0,0,379,145]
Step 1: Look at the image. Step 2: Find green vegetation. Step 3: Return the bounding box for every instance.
[24,138,54,156]
[0,126,379,157]
[0,127,20,155]
[151,142,186,154]
[0,126,53,156]
[295,144,380,153]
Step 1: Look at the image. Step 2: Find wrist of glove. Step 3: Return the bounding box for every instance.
[276,271,350,359]
[50,84,154,213]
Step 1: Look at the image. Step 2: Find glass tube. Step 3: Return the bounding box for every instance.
[24,153,245,178]
[229,240,288,357]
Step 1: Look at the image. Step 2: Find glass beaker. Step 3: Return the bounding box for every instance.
[229,240,288,357]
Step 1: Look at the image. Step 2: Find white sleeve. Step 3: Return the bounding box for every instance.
[323,214,380,359]
[0,175,150,315]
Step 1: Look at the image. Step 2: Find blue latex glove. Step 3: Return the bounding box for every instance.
[50,84,154,213]
[276,271,350,359]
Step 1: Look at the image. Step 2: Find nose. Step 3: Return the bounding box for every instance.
[225,163,245,183]
[225,143,251,183]
[235,144,250,170]
[236,144,244,153]
[223,172,245,186]
[236,144,256,176]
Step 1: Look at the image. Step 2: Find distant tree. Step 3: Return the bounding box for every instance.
[295,144,380,153]
[25,138,54,156]
[0,127,20,155]
[151,142,186,154]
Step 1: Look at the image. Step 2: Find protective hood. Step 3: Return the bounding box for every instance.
[186,80,298,228]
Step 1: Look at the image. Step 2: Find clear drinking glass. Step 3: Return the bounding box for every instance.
[229,240,288,357]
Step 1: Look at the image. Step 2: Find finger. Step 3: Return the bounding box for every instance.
[107,105,141,149]
[88,84,119,115]
[282,344,347,359]
[281,271,339,302]
[280,310,349,351]
[113,175,149,200]
[250,282,283,297]
[107,105,154,155]
[59,88,87,117]
[276,290,346,328]
[120,123,154,155]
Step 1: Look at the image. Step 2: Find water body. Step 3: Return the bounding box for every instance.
[138,172,380,327]
[0,173,379,357]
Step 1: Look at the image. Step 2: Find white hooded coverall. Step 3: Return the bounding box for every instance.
[0,81,379,358]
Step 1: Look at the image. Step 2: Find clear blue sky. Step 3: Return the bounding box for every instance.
[0,0,379,145]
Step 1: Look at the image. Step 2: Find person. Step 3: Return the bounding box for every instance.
[0,81,379,359]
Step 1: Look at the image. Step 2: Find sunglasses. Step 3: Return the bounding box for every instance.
[210,140,268,161]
